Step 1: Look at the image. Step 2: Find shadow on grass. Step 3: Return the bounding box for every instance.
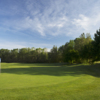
[1,63,100,77]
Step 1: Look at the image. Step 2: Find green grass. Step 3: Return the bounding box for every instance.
[0,63,100,100]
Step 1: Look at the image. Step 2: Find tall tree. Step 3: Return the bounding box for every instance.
[10,49,18,62]
[49,46,58,63]
[64,49,79,64]
[81,41,94,63]
[93,29,100,61]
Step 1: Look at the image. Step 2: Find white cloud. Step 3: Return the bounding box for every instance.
[3,0,69,36]
[36,23,45,36]
[29,42,52,48]
[0,41,26,50]
[73,13,100,36]
[73,14,90,30]
[48,16,68,28]
[1,0,100,38]
[0,40,52,50]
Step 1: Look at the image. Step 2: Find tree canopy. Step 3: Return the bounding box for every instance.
[0,29,100,64]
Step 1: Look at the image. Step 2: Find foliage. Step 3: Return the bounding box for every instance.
[64,49,79,64]
[93,29,100,61]
[0,48,48,63]
[58,33,93,64]
[0,29,100,63]
[80,41,94,63]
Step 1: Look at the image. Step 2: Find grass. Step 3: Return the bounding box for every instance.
[0,63,100,100]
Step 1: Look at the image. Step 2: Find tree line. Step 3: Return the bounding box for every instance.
[0,29,100,64]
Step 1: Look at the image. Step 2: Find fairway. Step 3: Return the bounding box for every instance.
[0,63,100,100]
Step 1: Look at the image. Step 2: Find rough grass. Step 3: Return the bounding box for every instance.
[0,63,100,100]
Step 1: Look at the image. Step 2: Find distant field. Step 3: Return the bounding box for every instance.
[0,63,100,100]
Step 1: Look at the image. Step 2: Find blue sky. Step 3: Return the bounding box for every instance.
[0,0,100,51]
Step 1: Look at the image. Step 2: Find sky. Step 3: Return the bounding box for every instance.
[0,0,100,51]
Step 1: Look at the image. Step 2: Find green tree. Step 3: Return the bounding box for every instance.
[64,49,79,64]
[93,29,100,61]
[81,41,94,63]
[18,48,28,62]
[49,46,58,63]
[0,49,10,62]
[10,49,18,62]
